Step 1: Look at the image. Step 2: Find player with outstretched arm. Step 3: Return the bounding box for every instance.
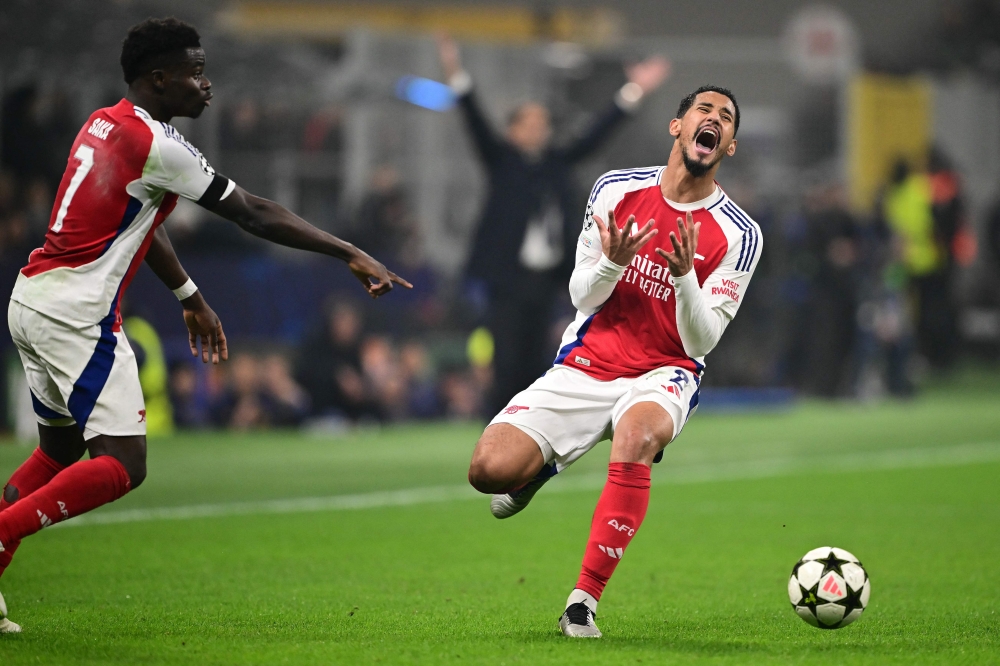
[466,85,762,637]
[0,18,410,632]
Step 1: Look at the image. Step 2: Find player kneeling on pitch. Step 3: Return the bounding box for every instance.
[468,86,762,637]
[0,18,410,633]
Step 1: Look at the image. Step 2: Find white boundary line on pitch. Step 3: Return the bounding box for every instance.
[58,441,1000,529]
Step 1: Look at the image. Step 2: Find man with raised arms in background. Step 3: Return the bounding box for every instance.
[0,17,409,632]
[466,85,762,637]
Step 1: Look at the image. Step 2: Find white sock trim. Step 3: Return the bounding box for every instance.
[566,588,598,614]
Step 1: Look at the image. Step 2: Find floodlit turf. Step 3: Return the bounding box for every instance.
[0,387,998,664]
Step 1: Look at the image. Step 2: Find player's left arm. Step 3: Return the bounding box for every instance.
[144,226,228,364]
[144,129,411,299]
[205,185,411,299]
[657,212,762,358]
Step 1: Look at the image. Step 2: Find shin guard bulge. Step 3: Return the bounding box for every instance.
[0,448,66,573]
[0,456,130,563]
[575,462,651,600]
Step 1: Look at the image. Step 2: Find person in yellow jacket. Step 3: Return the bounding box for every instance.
[882,161,942,277]
[123,316,175,436]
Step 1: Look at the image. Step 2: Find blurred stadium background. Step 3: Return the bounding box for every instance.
[2,2,1000,662]
[1,0,999,437]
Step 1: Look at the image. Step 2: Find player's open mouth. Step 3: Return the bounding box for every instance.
[694,127,719,156]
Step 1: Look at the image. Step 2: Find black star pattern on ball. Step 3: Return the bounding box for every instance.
[816,551,851,576]
[840,581,866,615]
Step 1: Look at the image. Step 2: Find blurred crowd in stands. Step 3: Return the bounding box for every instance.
[1,77,1000,437]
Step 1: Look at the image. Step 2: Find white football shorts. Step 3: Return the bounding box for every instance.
[8,300,146,440]
[489,364,701,472]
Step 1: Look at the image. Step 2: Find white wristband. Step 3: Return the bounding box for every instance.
[172,278,198,301]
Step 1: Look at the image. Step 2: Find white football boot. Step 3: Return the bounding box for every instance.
[490,463,557,519]
[0,589,21,634]
[559,589,601,638]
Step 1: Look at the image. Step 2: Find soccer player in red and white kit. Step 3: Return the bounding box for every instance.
[0,18,409,632]
[467,85,761,637]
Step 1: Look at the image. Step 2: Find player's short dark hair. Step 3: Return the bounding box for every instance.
[676,85,740,136]
[120,18,201,84]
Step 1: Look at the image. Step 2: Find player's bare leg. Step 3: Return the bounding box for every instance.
[560,402,673,638]
[468,424,557,518]
[0,427,146,624]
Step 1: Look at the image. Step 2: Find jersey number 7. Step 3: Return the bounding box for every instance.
[52,144,95,233]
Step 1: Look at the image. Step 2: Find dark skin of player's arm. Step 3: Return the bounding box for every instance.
[32,45,411,490]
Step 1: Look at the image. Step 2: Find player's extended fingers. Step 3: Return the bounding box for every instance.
[692,221,701,249]
[606,210,620,239]
[669,230,684,256]
[200,333,211,363]
[655,246,678,266]
[389,272,413,289]
[633,228,659,251]
[622,215,636,241]
[684,212,696,247]
[209,327,220,365]
[630,220,658,248]
[216,322,229,361]
[592,215,610,246]
[189,330,199,357]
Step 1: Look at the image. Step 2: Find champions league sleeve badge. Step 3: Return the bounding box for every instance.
[584,203,595,231]
[199,153,216,177]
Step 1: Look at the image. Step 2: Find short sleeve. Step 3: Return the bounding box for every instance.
[143,123,232,204]
[701,226,763,321]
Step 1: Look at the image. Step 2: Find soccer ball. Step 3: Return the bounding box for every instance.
[788,546,870,629]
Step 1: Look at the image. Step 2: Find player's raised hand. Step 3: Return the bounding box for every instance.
[181,293,228,364]
[625,55,671,95]
[656,211,700,277]
[348,250,413,299]
[437,33,462,80]
[593,210,657,267]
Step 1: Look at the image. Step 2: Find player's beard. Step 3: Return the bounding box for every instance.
[681,145,719,178]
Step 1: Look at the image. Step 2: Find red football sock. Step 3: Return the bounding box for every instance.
[0,455,130,571]
[575,462,651,601]
[0,448,66,573]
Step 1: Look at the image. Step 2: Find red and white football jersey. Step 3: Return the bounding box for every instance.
[555,166,762,380]
[10,99,233,331]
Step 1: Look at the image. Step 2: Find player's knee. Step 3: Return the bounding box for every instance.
[122,459,147,489]
[614,422,668,463]
[468,444,516,494]
[468,455,504,494]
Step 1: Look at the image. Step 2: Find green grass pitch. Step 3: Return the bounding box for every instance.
[0,387,998,664]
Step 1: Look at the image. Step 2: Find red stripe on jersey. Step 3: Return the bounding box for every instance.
[21,100,153,278]
[560,185,729,380]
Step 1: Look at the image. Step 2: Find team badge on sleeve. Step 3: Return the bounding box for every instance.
[584,203,595,231]
[199,153,216,177]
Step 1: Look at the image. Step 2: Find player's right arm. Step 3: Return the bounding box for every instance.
[206,186,411,298]
[569,186,656,314]
[144,226,228,364]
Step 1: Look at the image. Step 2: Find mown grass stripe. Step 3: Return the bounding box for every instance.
[60,441,1000,528]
